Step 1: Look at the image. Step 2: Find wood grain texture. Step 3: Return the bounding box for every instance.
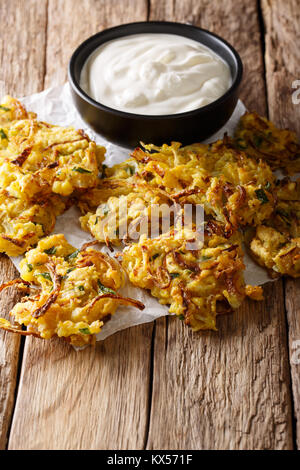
[262,0,300,447]
[0,0,48,449]
[44,0,148,87]
[9,325,153,450]
[7,0,154,450]
[146,0,294,450]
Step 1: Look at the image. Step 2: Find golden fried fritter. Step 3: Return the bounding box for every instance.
[248,178,300,278]
[121,227,262,330]
[79,180,177,247]
[100,139,275,235]
[249,225,300,278]
[235,112,300,175]
[0,100,105,198]
[0,234,144,346]
[0,190,67,256]
[0,96,106,256]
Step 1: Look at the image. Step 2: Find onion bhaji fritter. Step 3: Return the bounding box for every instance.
[121,227,262,331]
[0,190,67,256]
[79,180,178,247]
[0,234,144,346]
[98,139,275,235]
[234,112,300,175]
[0,95,105,198]
[0,95,105,256]
[248,178,300,278]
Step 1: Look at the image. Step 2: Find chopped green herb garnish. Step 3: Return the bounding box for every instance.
[178,314,185,321]
[0,129,7,139]
[170,273,180,279]
[62,267,75,279]
[27,263,33,272]
[0,105,10,111]
[94,216,99,225]
[37,272,52,281]
[235,138,247,150]
[277,208,290,219]
[72,167,92,174]
[78,285,85,291]
[126,166,135,175]
[255,188,269,204]
[66,249,80,260]
[150,253,159,261]
[200,255,212,261]
[253,135,264,148]
[79,327,91,335]
[97,280,116,295]
[44,246,57,255]
[265,181,272,191]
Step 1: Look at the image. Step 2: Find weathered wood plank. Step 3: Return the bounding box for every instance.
[146,0,293,450]
[0,0,48,449]
[8,0,153,450]
[44,0,149,87]
[9,326,153,450]
[262,0,300,448]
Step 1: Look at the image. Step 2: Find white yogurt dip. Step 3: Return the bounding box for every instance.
[80,33,232,115]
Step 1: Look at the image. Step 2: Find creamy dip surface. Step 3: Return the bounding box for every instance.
[80,33,232,115]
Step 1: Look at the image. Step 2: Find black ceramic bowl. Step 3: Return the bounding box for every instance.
[68,22,243,148]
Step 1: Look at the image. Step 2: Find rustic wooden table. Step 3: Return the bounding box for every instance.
[0,0,299,450]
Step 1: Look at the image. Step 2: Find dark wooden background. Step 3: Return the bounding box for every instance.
[0,0,299,450]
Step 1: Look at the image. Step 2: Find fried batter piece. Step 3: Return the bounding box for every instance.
[0,96,105,198]
[79,180,178,247]
[0,190,67,256]
[234,112,300,175]
[248,178,300,277]
[100,139,275,235]
[121,227,262,330]
[249,226,300,278]
[0,95,106,255]
[0,234,144,346]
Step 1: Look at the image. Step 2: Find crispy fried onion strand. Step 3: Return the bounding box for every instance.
[32,261,62,318]
[86,293,145,313]
[0,320,41,338]
[142,246,172,289]
[0,278,30,293]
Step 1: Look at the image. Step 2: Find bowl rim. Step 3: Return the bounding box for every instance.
[68,21,243,121]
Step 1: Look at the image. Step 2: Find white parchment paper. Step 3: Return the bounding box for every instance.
[10,83,275,340]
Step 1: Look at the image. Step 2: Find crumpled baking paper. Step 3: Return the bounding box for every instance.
[10,83,275,340]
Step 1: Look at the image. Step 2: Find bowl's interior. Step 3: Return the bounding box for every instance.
[69,22,242,118]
